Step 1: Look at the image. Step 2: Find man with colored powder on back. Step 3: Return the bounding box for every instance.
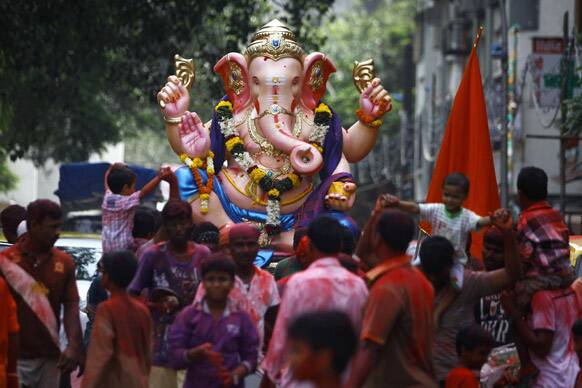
[262,215,368,387]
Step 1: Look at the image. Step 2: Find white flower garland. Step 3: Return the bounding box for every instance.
[308,122,328,145]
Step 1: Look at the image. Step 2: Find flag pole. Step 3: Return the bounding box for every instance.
[473,26,485,49]
[500,0,509,207]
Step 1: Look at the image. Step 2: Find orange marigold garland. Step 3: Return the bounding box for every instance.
[356,97,389,129]
[180,152,215,214]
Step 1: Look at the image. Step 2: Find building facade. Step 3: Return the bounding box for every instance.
[413,0,582,214]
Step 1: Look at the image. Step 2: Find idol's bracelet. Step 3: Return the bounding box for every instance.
[356,109,383,128]
[164,115,182,125]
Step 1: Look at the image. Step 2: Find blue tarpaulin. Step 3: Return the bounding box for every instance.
[55,163,158,212]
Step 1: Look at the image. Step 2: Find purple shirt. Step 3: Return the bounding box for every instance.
[168,299,259,388]
[129,241,211,366]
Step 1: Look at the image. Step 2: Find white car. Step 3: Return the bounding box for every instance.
[54,237,102,345]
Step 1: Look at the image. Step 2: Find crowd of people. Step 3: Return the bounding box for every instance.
[0,162,581,388]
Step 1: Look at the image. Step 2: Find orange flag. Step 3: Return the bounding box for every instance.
[424,36,500,259]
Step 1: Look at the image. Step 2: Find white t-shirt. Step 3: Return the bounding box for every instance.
[419,203,481,265]
[528,289,580,388]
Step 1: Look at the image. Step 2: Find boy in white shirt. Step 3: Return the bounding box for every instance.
[384,172,493,290]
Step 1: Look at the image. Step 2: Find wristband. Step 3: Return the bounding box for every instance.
[164,115,182,124]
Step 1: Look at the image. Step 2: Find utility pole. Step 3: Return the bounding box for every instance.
[500,0,509,207]
[559,12,572,215]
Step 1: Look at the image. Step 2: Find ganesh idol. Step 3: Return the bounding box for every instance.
[156,19,391,245]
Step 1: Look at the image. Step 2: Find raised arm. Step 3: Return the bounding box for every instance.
[104,164,113,191]
[160,167,180,200]
[343,78,392,163]
[103,163,121,192]
[139,171,162,199]
[383,194,420,214]
[158,76,210,159]
[477,216,492,227]
[355,196,385,270]
[484,209,522,290]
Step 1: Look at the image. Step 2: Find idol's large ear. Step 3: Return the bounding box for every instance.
[213,53,251,112]
[301,52,336,111]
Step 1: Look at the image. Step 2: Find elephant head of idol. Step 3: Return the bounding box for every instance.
[213,19,336,176]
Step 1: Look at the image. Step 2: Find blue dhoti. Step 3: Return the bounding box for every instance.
[175,166,295,231]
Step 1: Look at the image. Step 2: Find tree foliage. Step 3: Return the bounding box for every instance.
[317,0,415,132]
[0,0,334,168]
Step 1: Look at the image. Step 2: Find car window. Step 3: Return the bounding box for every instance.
[58,246,101,281]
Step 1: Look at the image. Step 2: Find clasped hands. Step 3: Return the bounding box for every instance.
[187,343,246,387]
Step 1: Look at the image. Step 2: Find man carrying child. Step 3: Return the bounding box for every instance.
[102,163,172,253]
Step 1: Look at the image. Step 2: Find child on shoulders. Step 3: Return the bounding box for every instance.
[102,163,171,253]
[385,172,492,290]
[514,166,574,309]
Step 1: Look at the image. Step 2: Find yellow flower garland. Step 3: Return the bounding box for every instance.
[288,173,300,187]
[311,142,323,153]
[315,103,332,116]
[249,168,267,182]
[215,100,233,112]
[268,188,280,198]
[225,137,244,151]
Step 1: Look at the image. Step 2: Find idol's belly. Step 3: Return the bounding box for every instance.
[218,168,313,214]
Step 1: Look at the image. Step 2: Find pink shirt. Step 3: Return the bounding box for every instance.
[261,257,369,386]
[528,289,579,388]
[195,266,280,343]
[101,190,141,253]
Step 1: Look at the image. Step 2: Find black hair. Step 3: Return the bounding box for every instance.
[307,215,343,254]
[192,222,220,245]
[162,200,193,225]
[419,236,455,274]
[337,253,360,274]
[288,310,357,375]
[132,206,160,238]
[1,204,26,242]
[340,226,355,255]
[377,209,416,252]
[573,320,582,337]
[517,166,548,201]
[201,254,236,279]
[455,324,495,356]
[27,199,62,229]
[101,250,138,289]
[444,172,470,195]
[292,227,309,250]
[107,165,137,194]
